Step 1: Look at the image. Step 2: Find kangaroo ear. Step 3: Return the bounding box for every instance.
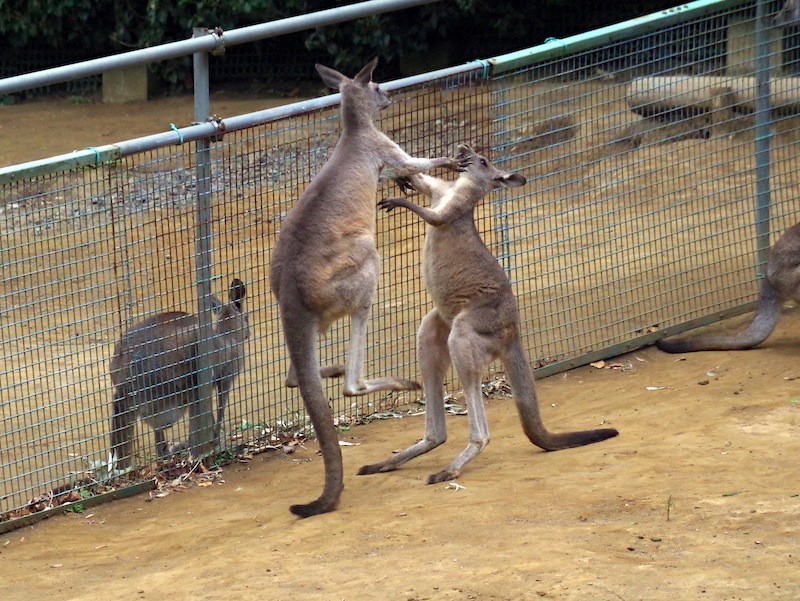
[229,278,246,310]
[353,57,379,85]
[316,63,346,89]
[501,173,527,188]
[456,143,474,158]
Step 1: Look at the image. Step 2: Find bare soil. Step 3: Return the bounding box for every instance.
[1,95,799,601]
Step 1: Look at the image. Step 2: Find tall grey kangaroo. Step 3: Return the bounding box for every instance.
[657,221,800,353]
[110,278,249,469]
[270,57,465,517]
[359,144,618,483]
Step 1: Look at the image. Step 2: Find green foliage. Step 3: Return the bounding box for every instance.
[0,0,101,48]
[0,0,682,89]
[303,1,476,73]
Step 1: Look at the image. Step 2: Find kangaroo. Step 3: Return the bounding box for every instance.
[110,278,249,469]
[359,144,619,483]
[657,221,800,353]
[269,57,465,518]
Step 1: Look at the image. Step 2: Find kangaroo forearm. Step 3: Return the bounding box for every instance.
[392,155,454,177]
[390,198,447,226]
[406,173,440,197]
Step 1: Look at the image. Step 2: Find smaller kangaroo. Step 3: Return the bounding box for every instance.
[360,144,618,483]
[657,222,800,354]
[110,278,249,468]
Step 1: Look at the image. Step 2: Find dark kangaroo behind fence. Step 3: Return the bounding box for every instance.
[269,57,466,518]
[110,278,249,469]
[656,222,800,354]
[359,144,618,484]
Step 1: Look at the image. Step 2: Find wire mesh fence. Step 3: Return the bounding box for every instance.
[1,0,798,524]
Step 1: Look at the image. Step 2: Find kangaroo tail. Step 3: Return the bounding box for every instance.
[279,300,343,518]
[503,339,619,451]
[656,278,781,353]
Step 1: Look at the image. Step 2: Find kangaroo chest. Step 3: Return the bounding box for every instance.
[422,228,507,321]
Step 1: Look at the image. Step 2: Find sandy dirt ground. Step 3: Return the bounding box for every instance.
[0,91,309,166]
[0,308,799,600]
[2,94,799,600]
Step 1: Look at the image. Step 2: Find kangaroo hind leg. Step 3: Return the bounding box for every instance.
[358,310,450,475]
[280,300,344,518]
[110,388,135,470]
[285,361,346,387]
[426,313,494,485]
[342,304,421,396]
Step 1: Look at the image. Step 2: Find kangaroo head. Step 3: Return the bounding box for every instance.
[315,57,391,120]
[212,278,250,342]
[455,144,527,191]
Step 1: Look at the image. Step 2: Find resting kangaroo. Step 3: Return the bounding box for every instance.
[270,57,465,517]
[359,144,619,483]
[657,221,800,353]
[110,278,249,469]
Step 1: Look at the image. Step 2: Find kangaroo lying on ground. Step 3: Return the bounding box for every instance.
[270,57,465,517]
[657,221,800,353]
[359,144,618,483]
[110,278,249,469]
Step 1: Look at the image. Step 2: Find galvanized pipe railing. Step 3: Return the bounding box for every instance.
[0,0,443,97]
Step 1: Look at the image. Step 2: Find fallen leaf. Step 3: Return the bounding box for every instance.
[338,440,361,446]
[590,360,606,369]
[646,386,666,391]
[197,482,213,488]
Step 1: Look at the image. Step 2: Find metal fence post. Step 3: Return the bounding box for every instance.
[490,78,513,276]
[753,0,772,275]
[188,27,217,462]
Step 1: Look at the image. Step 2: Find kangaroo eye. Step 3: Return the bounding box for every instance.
[480,158,488,166]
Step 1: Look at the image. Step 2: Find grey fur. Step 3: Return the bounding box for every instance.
[657,222,800,353]
[109,278,249,468]
[269,57,465,518]
[359,144,618,483]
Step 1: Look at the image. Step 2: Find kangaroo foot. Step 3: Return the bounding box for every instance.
[286,364,346,388]
[357,462,396,475]
[426,468,459,485]
[343,377,421,397]
[289,496,340,518]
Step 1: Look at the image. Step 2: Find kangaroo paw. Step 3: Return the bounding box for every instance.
[289,498,339,518]
[343,377,422,397]
[167,441,188,455]
[426,469,459,485]
[357,462,396,476]
[321,365,345,379]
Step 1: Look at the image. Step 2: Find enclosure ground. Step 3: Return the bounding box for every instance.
[2,89,799,600]
[1,309,799,600]
[0,90,309,166]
